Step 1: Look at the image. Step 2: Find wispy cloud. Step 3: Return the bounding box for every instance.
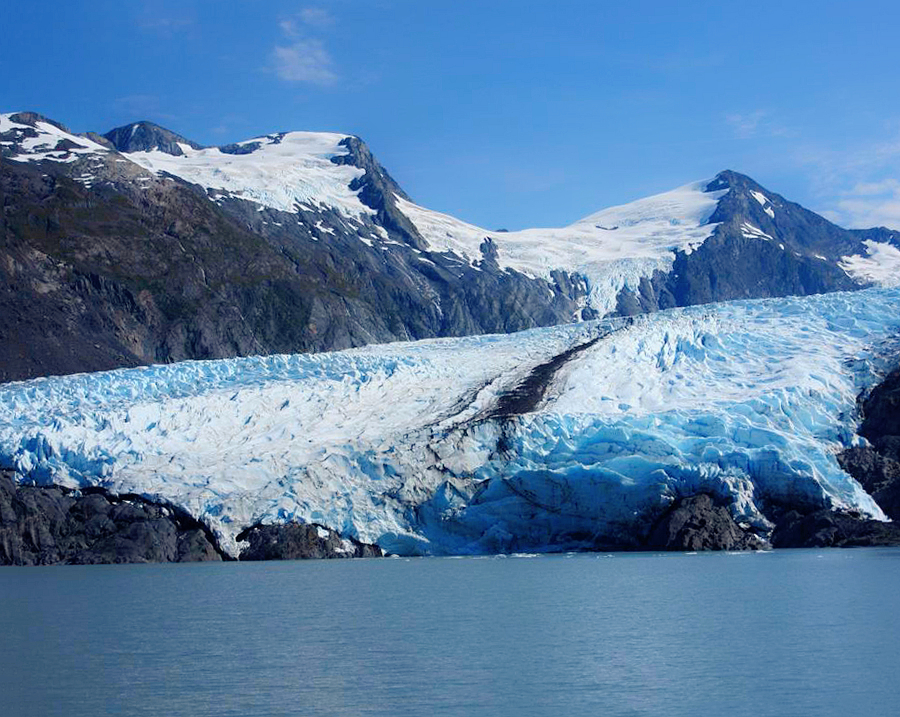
[135,1,195,35]
[271,8,338,86]
[798,136,900,186]
[279,18,300,36]
[299,7,334,28]
[608,49,725,76]
[138,16,193,33]
[725,110,792,139]
[835,179,900,229]
[272,39,337,85]
[796,132,900,229]
[210,114,250,138]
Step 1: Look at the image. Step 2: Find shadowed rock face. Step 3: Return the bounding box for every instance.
[838,447,900,522]
[838,364,900,522]
[0,469,384,565]
[0,133,584,383]
[613,171,869,316]
[0,471,223,565]
[643,491,900,551]
[103,121,203,156]
[771,509,900,548]
[237,522,383,560]
[645,494,765,551]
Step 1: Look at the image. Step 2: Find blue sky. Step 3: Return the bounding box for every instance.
[3,0,900,230]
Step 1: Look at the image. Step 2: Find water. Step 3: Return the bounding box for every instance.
[1,549,899,717]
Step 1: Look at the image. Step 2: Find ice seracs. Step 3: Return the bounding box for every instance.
[1,287,898,556]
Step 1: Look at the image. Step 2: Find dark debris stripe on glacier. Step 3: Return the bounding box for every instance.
[484,329,615,420]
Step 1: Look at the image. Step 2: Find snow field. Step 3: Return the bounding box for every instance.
[6,110,900,307]
[397,180,727,316]
[125,133,374,217]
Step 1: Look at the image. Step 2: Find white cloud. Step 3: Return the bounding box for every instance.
[135,1,195,34]
[726,110,766,138]
[272,39,337,86]
[279,18,300,36]
[299,8,334,28]
[271,8,339,86]
[836,181,900,229]
[849,178,900,196]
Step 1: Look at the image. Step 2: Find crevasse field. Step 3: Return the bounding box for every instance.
[2,288,899,556]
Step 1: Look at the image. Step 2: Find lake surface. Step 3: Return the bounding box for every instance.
[1,549,899,717]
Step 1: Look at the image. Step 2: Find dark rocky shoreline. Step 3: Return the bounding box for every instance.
[0,471,223,565]
[0,471,383,566]
[4,472,899,567]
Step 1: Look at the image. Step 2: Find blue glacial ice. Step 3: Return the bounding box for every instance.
[1,288,899,556]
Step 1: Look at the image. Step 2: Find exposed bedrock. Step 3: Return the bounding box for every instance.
[771,509,900,548]
[644,494,766,551]
[0,471,223,565]
[838,364,900,522]
[629,491,900,552]
[237,522,384,560]
[0,153,585,383]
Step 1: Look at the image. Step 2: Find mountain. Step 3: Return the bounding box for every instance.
[102,120,204,156]
[3,286,899,556]
[1,110,898,383]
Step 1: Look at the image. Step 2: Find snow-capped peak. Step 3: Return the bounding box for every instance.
[122,130,375,217]
[0,112,112,164]
[396,178,728,315]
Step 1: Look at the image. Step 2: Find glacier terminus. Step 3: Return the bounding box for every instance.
[2,287,899,557]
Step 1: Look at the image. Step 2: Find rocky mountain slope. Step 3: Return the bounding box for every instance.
[2,110,898,383]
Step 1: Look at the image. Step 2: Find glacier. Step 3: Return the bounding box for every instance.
[2,288,900,557]
[397,180,728,316]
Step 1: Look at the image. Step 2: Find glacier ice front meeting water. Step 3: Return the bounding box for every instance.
[1,288,899,557]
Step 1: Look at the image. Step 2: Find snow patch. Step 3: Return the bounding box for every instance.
[840,240,900,287]
[741,222,773,241]
[750,190,776,219]
[314,220,336,236]
[750,190,768,207]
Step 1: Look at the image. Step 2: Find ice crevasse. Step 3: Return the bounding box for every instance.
[1,288,899,556]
